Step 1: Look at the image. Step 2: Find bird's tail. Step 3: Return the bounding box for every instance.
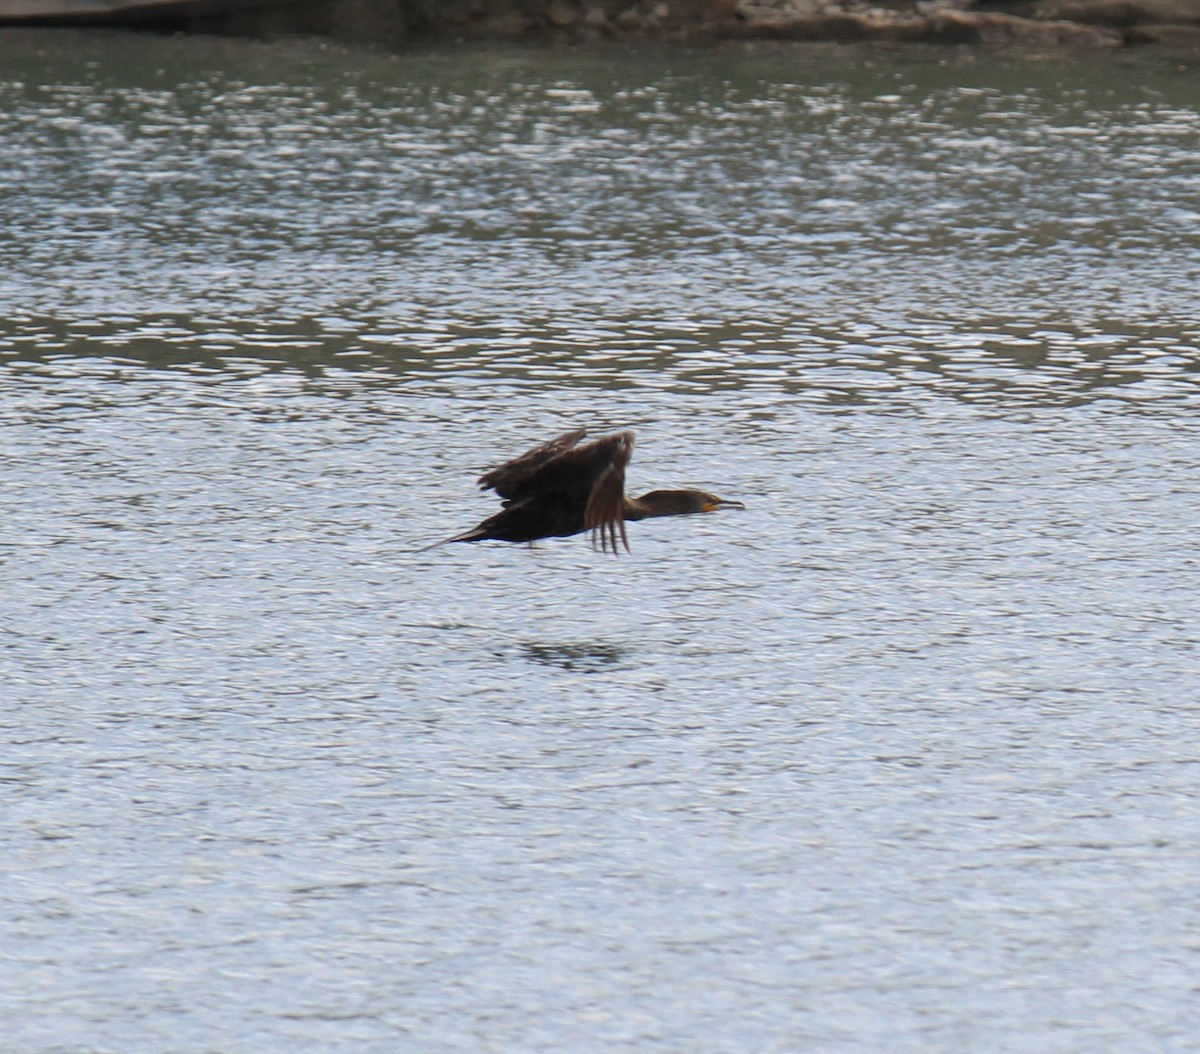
[412,527,487,553]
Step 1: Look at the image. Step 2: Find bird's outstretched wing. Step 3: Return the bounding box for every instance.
[477,428,587,500]
[582,431,634,554]
[477,428,635,554]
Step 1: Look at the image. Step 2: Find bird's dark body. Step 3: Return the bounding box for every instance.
[469,492,589,544]
[428,428,742,554]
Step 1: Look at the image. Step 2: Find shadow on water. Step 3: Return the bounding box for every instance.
[518,640,630,671]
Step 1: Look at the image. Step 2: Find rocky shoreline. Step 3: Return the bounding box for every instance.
[4,0,1200,47]
[721,0,1200,47]
[428,0,1200,48]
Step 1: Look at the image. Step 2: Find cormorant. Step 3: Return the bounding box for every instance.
[427,428,744,554]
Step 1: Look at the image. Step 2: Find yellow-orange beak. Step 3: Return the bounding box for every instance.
[702,497,746,513]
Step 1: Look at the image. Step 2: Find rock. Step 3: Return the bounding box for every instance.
[735,0,829,21]
[544,0,577,26]
[929,8,1123,41]
[1125,17,1200,36]
[582,4,613,28]
[1045,0,1200,23]
[651,1,670,16]
[615,0,672,27]
[727,3,1123,41]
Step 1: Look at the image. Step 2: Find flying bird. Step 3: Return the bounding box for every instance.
[426,428,744,554]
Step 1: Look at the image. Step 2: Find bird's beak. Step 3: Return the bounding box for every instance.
[703,497,746,513]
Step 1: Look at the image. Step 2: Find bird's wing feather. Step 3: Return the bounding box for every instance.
[476,429,635,554]
[477,428,587,499]
[582,432,634,554]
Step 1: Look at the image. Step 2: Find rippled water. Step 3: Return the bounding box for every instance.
[4,29,1200,1053]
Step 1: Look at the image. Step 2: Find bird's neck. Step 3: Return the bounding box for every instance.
[623,493,668,521]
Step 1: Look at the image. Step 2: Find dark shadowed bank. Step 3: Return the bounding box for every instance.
[3,0,1200,48]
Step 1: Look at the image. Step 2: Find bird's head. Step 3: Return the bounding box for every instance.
[635,489,746,517]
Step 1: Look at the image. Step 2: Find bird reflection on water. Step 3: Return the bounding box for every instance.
[519,641,628,671]
[428,429,745,554]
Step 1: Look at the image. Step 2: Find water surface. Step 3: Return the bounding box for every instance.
[3,29,1200,1053]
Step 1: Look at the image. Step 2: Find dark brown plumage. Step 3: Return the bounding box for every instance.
[429,429,744,554]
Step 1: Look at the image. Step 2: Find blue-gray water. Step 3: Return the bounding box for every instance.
[3,29,1200,1053]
